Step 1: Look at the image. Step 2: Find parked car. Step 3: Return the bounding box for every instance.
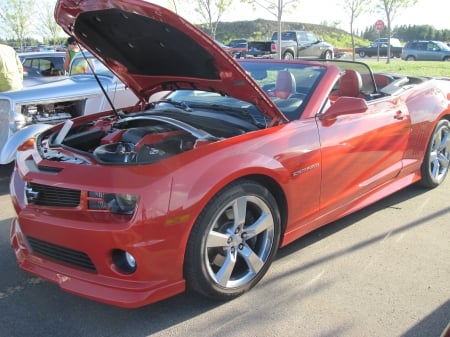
[6,0,450,309]
[215,40,243,58]
[355,42,402,58]
[227,39,248,50]
[0,52,139,164]
[245,30,334,60]
[226,39,248,57]
[19,51,66,87]
[401,40,450,61]
[372,37,402,47]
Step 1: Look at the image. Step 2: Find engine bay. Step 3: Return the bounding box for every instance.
[21,99,86,126]
[39,106,263,165]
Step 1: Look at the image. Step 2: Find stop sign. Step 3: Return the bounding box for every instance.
[375,20,385,31]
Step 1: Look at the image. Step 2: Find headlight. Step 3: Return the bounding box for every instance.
[11,105,26,131]
[0,99,25,132]
[88,192,138,215]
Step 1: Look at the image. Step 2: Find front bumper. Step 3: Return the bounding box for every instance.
[10,217,185,308]
[9,167,186,308]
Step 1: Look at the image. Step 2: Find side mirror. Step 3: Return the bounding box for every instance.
[320,97,368,122]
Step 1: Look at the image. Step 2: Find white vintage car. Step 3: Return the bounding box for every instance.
[0,52,139,164]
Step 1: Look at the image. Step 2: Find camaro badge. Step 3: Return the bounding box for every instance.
[25,183,39,203]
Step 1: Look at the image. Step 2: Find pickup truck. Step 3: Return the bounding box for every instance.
[355,42,403,58]
[244,30,334,60]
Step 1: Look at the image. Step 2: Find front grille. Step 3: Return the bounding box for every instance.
[26,182,80,207]
[27,236,96,272]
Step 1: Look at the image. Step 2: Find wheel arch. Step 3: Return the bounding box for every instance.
[181,172,289,250]
[240,174,288,238]
[173,161,291,276]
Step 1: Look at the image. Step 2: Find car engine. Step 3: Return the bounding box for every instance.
[39,107,259,165]
[21,99,85,126]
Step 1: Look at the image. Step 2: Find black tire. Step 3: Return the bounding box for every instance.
[184,180,281,300]
[359,51,366,58]
[419,119,450,188]
[406,55,416,61]
[283,51,294,60]
[324,50,332,60]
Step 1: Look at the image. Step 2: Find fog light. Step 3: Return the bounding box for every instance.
[112,249,137,274]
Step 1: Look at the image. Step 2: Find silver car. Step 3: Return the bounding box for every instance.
[0,52,139,164]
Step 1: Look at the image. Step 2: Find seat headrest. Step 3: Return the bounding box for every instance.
[338,69,362,98]
[274,70,296,99]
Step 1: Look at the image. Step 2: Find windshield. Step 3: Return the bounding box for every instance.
[156,62,327,122]
[435,41,450,51]
[158,61,327,122]
[70,55,114,76]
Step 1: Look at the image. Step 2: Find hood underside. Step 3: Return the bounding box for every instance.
[54,0,282,120]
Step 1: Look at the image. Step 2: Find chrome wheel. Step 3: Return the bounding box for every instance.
[185,180,280,300]
[205,195,275,288]
[420,119,450,187]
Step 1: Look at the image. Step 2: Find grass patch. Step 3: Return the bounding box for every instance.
[368,60,450,77]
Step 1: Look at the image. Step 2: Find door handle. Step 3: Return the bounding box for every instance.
[394,110,404,120]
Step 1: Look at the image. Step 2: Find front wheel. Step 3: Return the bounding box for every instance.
[359,51,366,58]
[419,119,450,188]
[184,180,281,300]
[323,50,332,60]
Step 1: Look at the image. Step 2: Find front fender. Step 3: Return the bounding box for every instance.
[0,124,52,164]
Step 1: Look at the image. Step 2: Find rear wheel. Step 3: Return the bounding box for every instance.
[283,52,294,60]
[419,119,450,188]
[324,50,332,60]
[406,55,416,61]
[184,180,281,300]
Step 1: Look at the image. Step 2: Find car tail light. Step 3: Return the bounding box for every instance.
[271,42,277,53]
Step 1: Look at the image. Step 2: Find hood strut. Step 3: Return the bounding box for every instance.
[77,44,120,119]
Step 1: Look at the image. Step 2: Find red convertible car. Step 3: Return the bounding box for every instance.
[8,0,450,308]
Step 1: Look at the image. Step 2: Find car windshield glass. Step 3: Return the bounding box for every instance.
[159,90,271,128]
[70,56,113,76]
[157,61,327,122]
[240,61,327,120]
[435,41,450,51]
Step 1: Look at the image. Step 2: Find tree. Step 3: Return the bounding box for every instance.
[343,0,369,61]
[194,0,234,40]
[0,0,36,50]
[39,0,65,46]
[377,0,418,63]
[243,0,299,59]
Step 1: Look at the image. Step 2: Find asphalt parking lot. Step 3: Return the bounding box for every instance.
[0,162,449,337]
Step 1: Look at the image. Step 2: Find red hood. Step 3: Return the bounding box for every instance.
[54,0,284,121]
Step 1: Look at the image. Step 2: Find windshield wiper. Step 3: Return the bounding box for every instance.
[187,103,264,127]
[151,99,192,111]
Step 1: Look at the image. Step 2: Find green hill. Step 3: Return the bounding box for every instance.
[200,19,369,49]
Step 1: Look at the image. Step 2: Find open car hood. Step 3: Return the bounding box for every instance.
[54,0,283,121]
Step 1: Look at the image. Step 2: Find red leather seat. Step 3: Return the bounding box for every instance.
[337,69,365,98]
[373,73,394,89]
